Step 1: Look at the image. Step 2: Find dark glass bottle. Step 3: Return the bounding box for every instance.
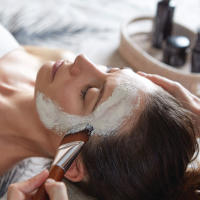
[191,30,200,73]
[152,0,175,49]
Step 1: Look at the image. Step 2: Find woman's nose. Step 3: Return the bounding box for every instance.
[69,54,105,77]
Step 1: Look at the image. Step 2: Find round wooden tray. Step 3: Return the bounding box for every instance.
[119,16,200,96]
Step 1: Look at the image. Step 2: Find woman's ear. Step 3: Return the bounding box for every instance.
[64,155,86,182]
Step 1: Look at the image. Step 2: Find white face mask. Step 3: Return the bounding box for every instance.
[36,79,140,136]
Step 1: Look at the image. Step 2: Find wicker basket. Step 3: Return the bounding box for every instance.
[119,16,200,96]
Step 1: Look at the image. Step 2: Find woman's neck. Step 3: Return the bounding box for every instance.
[13,90,62,157]
[0,49,63,175]
[0,89,63,175]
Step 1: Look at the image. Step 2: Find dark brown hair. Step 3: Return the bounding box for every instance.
[79,90,200,200]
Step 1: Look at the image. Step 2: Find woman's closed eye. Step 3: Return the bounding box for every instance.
[80,67,119,103]
[80,67,112,100]
[81,85,92,100]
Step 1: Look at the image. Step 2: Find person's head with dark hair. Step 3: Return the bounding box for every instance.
[76,90,199,200]
[59,72,198,199]
[35,55,199,199]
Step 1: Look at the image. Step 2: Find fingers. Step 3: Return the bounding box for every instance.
[12,170,49,194]
[45,179,68,200]
[7,184,26,200]
[138,71,200,117]
[138,71,174,89]
[137,71,183,95]
[7,170,49,200]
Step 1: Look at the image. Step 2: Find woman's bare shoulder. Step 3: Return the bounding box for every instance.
[23,45,76,63]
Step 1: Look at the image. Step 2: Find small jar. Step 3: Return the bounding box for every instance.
[163,35,190,67]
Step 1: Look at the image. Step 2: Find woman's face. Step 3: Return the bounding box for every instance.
[35,55,158,117]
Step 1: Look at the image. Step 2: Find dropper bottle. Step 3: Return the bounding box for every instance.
[152,0,175,48]
[191,30,200,73]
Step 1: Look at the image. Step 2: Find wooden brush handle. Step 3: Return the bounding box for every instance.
[32,165,64,200]
[33,130,90,200]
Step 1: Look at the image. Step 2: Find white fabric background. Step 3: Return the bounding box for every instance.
[0,0,199,66]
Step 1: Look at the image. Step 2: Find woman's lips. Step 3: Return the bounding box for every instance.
[52,60,64,81]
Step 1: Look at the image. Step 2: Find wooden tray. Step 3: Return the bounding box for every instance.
[119,16,200,96]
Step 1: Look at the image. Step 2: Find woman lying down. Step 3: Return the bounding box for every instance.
[0,24,200,200]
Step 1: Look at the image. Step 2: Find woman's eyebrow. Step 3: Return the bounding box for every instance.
[92,81,106,111]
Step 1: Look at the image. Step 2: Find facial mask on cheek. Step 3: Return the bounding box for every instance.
[36,79,140,136]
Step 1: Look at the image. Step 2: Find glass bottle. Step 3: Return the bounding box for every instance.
[152,0,175,49]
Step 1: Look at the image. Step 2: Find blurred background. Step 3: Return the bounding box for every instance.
[0,0,199,64]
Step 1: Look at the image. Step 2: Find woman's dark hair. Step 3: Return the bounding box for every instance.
[78,90,200,200]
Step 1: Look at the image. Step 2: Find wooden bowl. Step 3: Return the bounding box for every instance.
[119,16,200,96]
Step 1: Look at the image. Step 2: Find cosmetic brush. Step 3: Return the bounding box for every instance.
[32,129,91,200]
